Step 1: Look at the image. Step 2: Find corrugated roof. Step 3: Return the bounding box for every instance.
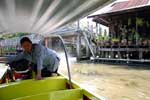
[110,0,149,12]
[89,0,150,17]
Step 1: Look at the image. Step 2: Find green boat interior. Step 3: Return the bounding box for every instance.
[0,75,100,100]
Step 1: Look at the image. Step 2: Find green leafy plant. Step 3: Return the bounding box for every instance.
[112,38,119,42]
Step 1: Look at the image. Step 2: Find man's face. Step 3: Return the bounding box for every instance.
[21,41,32,53]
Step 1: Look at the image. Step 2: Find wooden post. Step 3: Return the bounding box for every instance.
[44,37,48,48]
[77,20,80,30]
[76,32,81,61]
[85,38,90,58]
[96,23,98,36]
[139,49,143,60]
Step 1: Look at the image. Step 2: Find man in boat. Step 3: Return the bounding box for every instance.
[8,37,60,80]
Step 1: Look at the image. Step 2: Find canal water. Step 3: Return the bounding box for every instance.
[58,53,150,100]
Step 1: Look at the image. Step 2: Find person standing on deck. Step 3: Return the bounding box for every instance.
[9,37,60,80]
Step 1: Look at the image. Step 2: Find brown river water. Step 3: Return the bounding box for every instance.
[58,55,150,100]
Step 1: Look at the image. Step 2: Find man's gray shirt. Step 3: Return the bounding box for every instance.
[9,44,60,72]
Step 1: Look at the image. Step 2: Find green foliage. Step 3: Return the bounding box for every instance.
[131,28,135,33]
[104,36,110,41]
[96,35,110,42]
[128,18,131,26]
[96,35,103,41]
[0,32,29,39]
[134,31,140,40]
[4,47,16,52]
[136,17,144,27]
[128,35,133,41]
[112,38,119,42]
[146,21,150,27]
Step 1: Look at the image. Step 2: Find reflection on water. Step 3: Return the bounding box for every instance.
[58,55,150,100]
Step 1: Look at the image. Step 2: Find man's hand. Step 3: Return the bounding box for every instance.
[36,70,42,80]
[36,74,42,80]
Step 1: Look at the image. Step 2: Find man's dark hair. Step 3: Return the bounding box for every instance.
[20,37,32,45]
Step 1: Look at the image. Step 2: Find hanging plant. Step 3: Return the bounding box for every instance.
[128,36,132,41]
[146,21,150,27]
[128,28,131,32]
[96,35,103,42]
[134,31,140,40]
[131,28,135,33]
[112,38,119,42]
[136,17,144,27]
[104,36,110,41]
[128,18,131,26]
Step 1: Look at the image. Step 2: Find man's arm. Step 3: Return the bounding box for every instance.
[36,55,43,80]
[34,44,43,80]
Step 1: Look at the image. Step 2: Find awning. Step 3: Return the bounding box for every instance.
[0,0,113,36]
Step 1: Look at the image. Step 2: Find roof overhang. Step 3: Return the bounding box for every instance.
[88,0,150,18]
[89,4,150,18]
[0,0,113,36]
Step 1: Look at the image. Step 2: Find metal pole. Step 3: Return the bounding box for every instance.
[77,20,80,30]
[50,35,72,89]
